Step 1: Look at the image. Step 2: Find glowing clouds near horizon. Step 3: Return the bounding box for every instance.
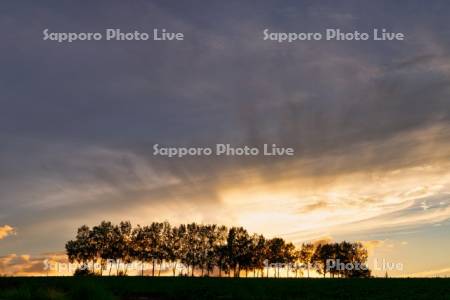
[218,161,450,241]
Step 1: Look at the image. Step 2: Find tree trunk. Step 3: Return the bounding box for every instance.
[100,259,104,276]
[152,260,155,277]
[172,261,177,277]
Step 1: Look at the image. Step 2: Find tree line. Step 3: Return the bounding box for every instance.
[65,221,370,278]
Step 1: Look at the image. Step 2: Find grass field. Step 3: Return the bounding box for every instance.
[0,277,449,300]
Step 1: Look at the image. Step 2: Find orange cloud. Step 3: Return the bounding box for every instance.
[360,240,385,255]
[0,225,15,240]
[298,200,329,213]
[311,236,334,247]
[0,252,68,276]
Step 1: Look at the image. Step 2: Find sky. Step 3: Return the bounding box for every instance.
[0,0,449,277]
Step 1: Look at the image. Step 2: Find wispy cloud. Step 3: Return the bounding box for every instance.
[409,267,450,278]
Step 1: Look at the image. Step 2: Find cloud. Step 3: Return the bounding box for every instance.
[409,267,450,278]
[361,240,385,249]
[298,201,329,213]
[360,240,385,255]
[0,252,68,276]
[311,236,334,247]
[0,225,15,240]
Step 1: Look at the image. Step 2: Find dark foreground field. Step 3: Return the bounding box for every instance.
[0,277,449,300]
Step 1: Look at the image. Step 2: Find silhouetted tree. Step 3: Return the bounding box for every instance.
[91,221,115,275]
[227,227,252,277]
[117,221,133,275]
[66,225,95,272]
[166,224,185,276]
[283,242,297,278]
[132,225,151,276]
[299,243,315,278]
[266,238,286,278]
[313,243,335,278]
[250,234,267,278]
